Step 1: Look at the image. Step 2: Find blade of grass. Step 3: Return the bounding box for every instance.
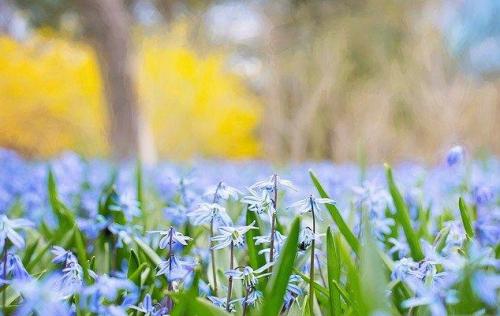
[133,236,162,266]
[260,217,301,316]
[326,227,341,316]
[246,208,265,269]
[459,197,474,238]
[384,164,424,261]
[309,170,360,254]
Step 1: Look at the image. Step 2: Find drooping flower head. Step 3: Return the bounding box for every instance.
[149,226,192,250]
[446,145,465,167]
[0,215,33,251]
[288,195,335,221]
[188,203,232,227]
[211,222,258,249]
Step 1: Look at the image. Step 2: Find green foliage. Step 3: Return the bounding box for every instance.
[309,170,360,254]
[385,164,424,261]
[459,197,475,239]
[260,217,301,316]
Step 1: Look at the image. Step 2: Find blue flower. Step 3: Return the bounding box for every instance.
[82,272,137,313]
[0,215,33,250]
[446,146,465,167]
[149,227,192,249]
[188,203,232,226]
[211,222,257,249]
[12,275,72,316]
[288,195,335,221]
[156,255,195,281]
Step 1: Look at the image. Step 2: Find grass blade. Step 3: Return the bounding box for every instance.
[384,164,424,261]
[309,170,360,254]
[260,217,301,316]
[459,197,474,238]
[133,236,162,266]
[246,208,265,269]
[326,227,342,316]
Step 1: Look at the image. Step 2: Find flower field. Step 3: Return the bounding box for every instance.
[0,146,498,315]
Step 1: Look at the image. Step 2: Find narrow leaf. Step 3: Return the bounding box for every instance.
[384,164,424,261]
[309,170,360,254]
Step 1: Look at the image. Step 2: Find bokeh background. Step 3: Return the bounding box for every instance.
[0,0,499,163]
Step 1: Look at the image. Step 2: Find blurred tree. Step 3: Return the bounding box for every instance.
[13,0,141,160]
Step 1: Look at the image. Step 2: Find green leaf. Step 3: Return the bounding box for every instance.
[22,238,40,267]
[384,164,424,261]
[136,159,144,211]
[459,197,474,238]
[133,236,162,266]
[245,208,265,269]
[191,298,231,316]
[128,249,140,277]
[260,217,301,316]
[72,225,90,282]
[128,262,148,286]
[294,269,329,297]
[128,249,142,285]
[309,170,360,254]
[359,214,390,315]
[434,226,451,253]
[326,227,342,316]
[47,168,76,235]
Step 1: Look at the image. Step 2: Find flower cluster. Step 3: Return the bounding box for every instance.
[0,145,496,315]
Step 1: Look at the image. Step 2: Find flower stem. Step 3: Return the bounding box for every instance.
[242,286,250,316]
[269,174,278,271]
[210,218,218,296]
[167,227,174,312]
[309,197,316,316]
[210,182,223,296]
[226,241,234,312]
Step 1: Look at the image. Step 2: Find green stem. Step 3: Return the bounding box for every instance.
[269,174,278,272]
[210,218,218,296]
[226,241,234,312]
[242,286,250,316]
[309,197,316,316]
[210,182,223,295]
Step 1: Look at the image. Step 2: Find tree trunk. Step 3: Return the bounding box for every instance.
[75,0,140,160]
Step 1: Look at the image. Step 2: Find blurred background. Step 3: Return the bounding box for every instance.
[0,0,499,164]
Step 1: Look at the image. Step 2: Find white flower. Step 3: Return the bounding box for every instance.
[211,222,258,250]
[250,175,297,194]
[204,182,242,201]
[254,231,287,258]
[298,227,323,251]
[188,203,232,226]
[241,189,274,220]
[288,195,335,221]
[149,227,192,249]
[225,263,273,288]
[0,215,33,250]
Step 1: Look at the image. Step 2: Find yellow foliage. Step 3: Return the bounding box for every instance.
[0,24,261,159]
[0,34,107,157]
[138,23,261,159]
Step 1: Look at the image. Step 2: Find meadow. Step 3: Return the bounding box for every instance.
[0,146,498,315]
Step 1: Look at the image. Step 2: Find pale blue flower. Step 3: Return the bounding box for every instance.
[149,227,192,249]
[446,146,465,167]
[211,222,257,249]
[288,195,335,221]
[156,255,195,281]
[188,203,232,226]
[0,215,33,250]
[13,275,72,316]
